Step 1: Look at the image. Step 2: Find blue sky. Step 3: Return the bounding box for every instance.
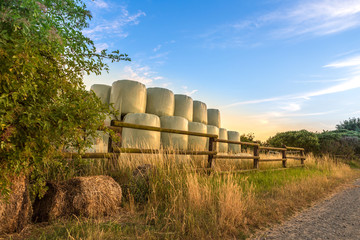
[83,0,360,140]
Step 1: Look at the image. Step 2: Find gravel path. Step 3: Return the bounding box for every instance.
[252,179,360,240]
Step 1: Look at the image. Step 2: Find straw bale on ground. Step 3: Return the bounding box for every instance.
[0,175,32,234]
[32,175,122,222]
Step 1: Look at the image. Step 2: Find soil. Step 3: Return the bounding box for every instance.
[252,179,360,240]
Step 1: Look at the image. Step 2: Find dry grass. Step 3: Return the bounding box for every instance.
[17,150,360,240]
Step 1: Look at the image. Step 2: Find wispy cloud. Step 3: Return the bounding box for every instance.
[324,55,360,69]
[83,6,145,40]
[120,65,163,85]
[200,0,360,48]
[91,0,109,8]
[181,86,198,96]
[149,52,169,60]
[153,44,162,52]
[224,53,360,111]
[268,0,360,37]
[94,43,109,52]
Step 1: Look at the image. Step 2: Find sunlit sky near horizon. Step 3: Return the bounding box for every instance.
[83,0,360,141]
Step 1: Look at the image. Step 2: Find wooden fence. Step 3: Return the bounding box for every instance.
[64,120,306,170]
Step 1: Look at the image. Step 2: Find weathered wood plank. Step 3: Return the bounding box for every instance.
[110,121,218,138]
[213,155,260,159]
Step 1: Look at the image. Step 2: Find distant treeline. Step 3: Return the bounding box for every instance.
[265,117,360,157]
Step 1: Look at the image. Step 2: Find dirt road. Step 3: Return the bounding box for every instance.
[253,179,360,240]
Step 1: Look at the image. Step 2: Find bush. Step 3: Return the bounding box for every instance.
[266,130,320,153]
[0,0,129,197]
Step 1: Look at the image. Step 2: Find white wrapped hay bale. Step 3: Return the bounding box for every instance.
[228,131,241,154]
[193,100,207,124]
[160,116,188,150]
[122,113,160,149]
[90,84,111,105]
[218,128,228,153]
[110,80,147,118]
[146,87,175,117]
[188,122,207,151]
[206,125,219,150]
[87,84,112,153]
[207,109,221,128]
[174,94,193,121]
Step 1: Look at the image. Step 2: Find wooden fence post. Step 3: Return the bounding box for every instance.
[253,145,259,169]
[282,145,287,168]
[300,150,305,166]
[107,120,114,153]
[207,137,215,169]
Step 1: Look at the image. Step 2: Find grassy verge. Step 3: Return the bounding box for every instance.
[7,153,360,240]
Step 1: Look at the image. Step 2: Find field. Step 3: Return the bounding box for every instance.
[7,153,360,240]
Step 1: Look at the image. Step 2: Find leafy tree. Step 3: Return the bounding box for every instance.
[336,117,360,132]
[266,130,320,153]
[0,0,130,197]
[317,130,360,157]
[240,133,255,151]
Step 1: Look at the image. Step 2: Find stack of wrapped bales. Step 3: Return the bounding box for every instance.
[109,80,162,150]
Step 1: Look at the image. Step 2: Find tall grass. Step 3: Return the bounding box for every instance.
[28,149,358,240]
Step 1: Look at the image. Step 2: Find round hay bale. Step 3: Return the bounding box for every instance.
[228,131,241,154]
[0,175,32,234]
[218,128,228,153]
[122,113,161,149]
[146,87,175,117]
[160,116,188,150]
[174,94,193,121]
[206,125,219,150]
[188,122,207,151]
[193,100,207,124]
[207,109,221,128]
[32,175,122,222]
[110,80,147,118]
[90,84,111,105]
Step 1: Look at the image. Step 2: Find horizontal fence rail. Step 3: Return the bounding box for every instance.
[67,120,306,171]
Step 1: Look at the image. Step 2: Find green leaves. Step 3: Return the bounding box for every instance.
[0,0,129,197]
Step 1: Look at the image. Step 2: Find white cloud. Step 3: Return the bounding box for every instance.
[83,6,145,40]
[279,103,301,112]
[181,86,198,96]
[225,52,360,109]
[200,0,360,48]
[149,52,169,60]
[94,43,109,53]
[153,44,162,52]
[223,96,286,108]
[120,65,163,85]
[302,76,360,97]
[92,0,108,8]
[324,55,360,69]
